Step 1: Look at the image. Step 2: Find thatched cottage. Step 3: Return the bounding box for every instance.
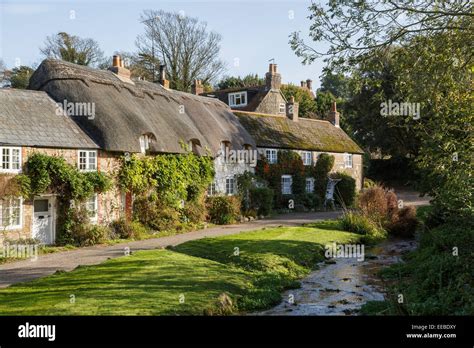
[1,58,256,244]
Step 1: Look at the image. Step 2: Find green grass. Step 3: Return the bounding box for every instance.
[0,222,360,315]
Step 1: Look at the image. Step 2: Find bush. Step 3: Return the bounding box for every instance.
[389,206,419,237]
[74,225,109,246]
[358,185,398,226]
[333,172,356,207]
[181,196,207,223]
[340,211,387,244]
[313,153,335,199]
[296,193,322,210]
[363,178,377,189]
[110,218,148,239]
[249,187,274,216]
[133,196,180,231]
[206,196,241,225]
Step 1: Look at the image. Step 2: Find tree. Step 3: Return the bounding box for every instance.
[280,84,317,119]
[289,0,473,66]
[216,74,264,90]
[314,90,337,121]
[137,10,226,91]
[291,0,473,218]
[10,66,34,89]
[319,68,350,99]
[108,51,159,81]
[40,32,105,67]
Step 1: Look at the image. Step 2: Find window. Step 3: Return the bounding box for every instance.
[344,153,353,168]
[228,91,247,107]
[0,197,22,229]
[139,135,151,154]
[0,147,21,173]
[279,103,286,114]
[281,175,292,195]
[85,194,98,223]
[78,150,97,171]
[306,178,315,193]
[265,149,278,164]
[208,182,217,196]
[225,177,235,195]
[301,151,312,166]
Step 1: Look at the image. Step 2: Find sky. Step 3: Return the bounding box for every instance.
[0,0,327,89]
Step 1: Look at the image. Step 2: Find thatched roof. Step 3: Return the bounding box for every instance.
[0,89,98,149]
[235,111,364,154]
[29,60,255,155]
[201,86,273,112]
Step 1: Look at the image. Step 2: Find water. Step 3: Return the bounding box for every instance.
[258,238,417,316]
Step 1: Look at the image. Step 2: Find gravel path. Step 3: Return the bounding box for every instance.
[0,211,341,288]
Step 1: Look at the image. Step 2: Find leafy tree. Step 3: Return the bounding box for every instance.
[216,74,264,90]
[137,10,226,91]
[291,0,473,219]
[40,32,105,67]
[10,66,34,89]
[314,90,336,120]
[280,84,317,118]
[319,68,350,99]
[290,0,472,66]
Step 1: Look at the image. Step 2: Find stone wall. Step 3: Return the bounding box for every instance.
[254,90,287,116]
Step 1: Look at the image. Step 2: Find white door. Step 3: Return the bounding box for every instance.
[32,198,54,245]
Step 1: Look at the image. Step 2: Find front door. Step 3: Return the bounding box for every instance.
[32,197,55,245]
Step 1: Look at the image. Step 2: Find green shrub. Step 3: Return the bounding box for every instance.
[133,196,180,231]
[249,187,274,216]
[334,172,356,207]
[363,178,377,189]
[181,196,207,223]
[206,196,241,225]
[340,211,387,244]
[74,225,109,246]
[110,218,148,239]
[313,153,335,199]
[296,192,322,210]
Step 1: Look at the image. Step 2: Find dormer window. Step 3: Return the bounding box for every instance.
[189,139,201,155]
[139,134,152,154]
[220,141,231,156]
[228,91,247,107]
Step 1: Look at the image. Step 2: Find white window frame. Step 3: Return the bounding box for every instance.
[85,194,98,224]
[305,177,315,193]
[281,175,293,195]
[344,153,353,168]
[265,149,278,164]
[228,91,248,107]
[0,197,23,230]
[279,103,286,114]
[78,150,97,172]
[301,151,312,166]
[225,177,235,195]
[139,135,151,154]
[208,182,217,196]
[0,146,22,173]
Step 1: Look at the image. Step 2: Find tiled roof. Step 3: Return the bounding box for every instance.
[235,111,364,154]
[0,89,98,149]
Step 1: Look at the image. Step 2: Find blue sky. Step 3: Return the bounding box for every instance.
[0,0,327,88]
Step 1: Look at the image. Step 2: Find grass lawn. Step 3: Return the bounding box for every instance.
[0,221,361,315]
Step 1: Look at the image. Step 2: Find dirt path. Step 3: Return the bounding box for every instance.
[0,211,340,288]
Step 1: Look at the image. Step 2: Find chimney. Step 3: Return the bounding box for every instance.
[300,81,306,88]
[159,64,170,88]
[109,55,133,83]
[265,63,281,90]
[286,96,299,122]
[306,79,313,91]
[191,79,204,95]
[327,101,340,127]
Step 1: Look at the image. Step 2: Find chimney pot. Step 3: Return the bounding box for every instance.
[300,81,306,88]
[306,79,313,91]
[159,65,170,88]
[328,101,340,127]
[192,79,204,95]
[113,55,121,67]
[265,63,281,90]
[286,96,299,122]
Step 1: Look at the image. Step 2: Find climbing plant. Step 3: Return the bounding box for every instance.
[17,153,112,244]
[118,152,214,229]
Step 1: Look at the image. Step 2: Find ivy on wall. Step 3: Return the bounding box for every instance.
[16,153,112,244]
